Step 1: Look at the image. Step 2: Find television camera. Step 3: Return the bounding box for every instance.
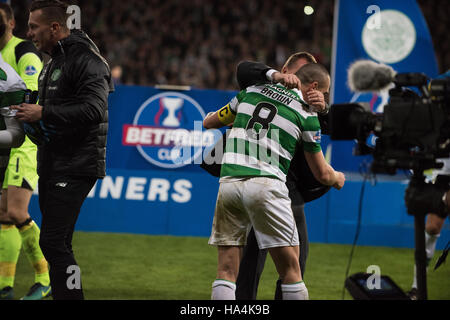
[330,60,449,300]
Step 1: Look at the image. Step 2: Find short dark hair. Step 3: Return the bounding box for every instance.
[296,63,330,91]
[283,52,317,70]
[0,3,14,21]
[30,0,69,29]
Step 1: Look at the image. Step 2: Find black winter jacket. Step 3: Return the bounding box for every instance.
[37,30,113,178]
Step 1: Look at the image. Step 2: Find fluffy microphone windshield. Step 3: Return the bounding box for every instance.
[347,60,396,92]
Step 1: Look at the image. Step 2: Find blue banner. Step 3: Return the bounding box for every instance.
[30,86,236,237]
[108,86,235,172]
[25,85,448,249]
[330,0,439,172]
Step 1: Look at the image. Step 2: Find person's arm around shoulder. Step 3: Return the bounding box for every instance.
[271,72,301,90]
[236,61,302,90]
[236,61,272,90]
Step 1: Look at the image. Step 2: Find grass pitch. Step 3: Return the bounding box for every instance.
[13,232,450,300]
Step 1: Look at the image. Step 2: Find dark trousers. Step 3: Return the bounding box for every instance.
[38,175,96,300]
[236,181,308,300]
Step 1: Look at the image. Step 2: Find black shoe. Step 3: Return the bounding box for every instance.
[0,286,14,300]
[406,287,418,300]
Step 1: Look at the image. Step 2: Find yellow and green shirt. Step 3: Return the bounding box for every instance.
[1,36,43,153]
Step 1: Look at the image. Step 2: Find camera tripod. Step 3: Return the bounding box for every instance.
[409,170,429,300]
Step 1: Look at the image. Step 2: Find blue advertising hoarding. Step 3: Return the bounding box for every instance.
[29,85,235,237]
[25,84,448,249]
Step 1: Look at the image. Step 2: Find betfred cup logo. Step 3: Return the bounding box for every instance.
[123,92,219,168]
[161,97,183,127]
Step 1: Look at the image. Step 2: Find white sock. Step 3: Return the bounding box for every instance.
[412,265,418,289]
[281,281,309,300]
[425,232,439,261]
[211,279,236,300]
[412,232,440,288]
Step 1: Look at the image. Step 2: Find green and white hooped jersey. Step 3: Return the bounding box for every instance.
[0,52,27,97]
[220,84,322,182]
[0,52,27,168]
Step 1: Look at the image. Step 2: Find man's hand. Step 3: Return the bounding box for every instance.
[333,171,345,190]
[306,89,326,113]
[272,72,301,90]
[11,103,43,122]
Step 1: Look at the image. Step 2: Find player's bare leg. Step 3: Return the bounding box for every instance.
[212,246,241,300]
[269,245,308,300]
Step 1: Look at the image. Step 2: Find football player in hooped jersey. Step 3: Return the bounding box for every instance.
[204,63,345,300]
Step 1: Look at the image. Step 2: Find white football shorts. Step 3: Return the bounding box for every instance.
[208,177,299,249]
[433,157,450,179]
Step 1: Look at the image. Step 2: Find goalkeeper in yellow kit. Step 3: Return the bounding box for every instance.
[0,3,50,300]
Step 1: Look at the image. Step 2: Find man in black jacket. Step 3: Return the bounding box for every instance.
[234,53,330,299]
[12,0,113,300]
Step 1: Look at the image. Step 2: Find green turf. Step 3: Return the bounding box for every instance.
[12,231,450,300]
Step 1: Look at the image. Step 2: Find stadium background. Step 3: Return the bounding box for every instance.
[11,0,449,88]
[4,0,450,300]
